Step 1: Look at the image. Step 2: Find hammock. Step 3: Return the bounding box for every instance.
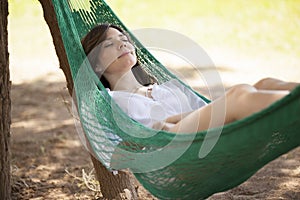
[52,0,300,199]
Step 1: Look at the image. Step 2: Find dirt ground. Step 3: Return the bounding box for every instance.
[9,63,300,200]
[7,0,300,198]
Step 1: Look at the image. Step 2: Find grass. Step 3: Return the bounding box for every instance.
[8,0,51,59]
[8,0,60,83]
[106,0,300,57]
[9,0,300,54]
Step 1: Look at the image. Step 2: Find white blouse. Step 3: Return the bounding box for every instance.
[107,79,207,128]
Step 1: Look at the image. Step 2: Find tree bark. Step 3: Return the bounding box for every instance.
[38,1,137,199]
[0,0,11,199]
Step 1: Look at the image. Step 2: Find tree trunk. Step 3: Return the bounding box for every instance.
[38,1,137,199]
[0,0,11,199]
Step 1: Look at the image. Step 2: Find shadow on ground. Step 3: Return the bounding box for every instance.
[10,77,300,199]
[11,79,101,199]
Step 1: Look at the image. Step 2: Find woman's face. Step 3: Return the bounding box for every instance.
[96,27,137,76]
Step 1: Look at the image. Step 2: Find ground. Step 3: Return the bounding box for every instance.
[8,0,300,198]
[9,62,299,199]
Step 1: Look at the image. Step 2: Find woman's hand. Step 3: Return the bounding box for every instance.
[165,112,192,124]
[152,112,192,131]
[152,121,175,131]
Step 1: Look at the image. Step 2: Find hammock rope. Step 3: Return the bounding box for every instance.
[51,0,300,199]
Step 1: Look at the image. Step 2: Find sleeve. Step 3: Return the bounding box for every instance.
[164,79,207,110]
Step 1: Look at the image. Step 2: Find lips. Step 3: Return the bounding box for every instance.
[118,51,132,59]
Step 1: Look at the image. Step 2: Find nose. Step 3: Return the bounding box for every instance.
[119,40,127,49]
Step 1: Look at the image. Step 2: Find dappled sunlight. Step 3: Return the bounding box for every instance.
[12,118,74,136]
[290,166,300,176]
[280,179,299,189]
[277,160,300,192]
[10,77,94,199]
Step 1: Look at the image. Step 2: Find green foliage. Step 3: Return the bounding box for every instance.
[8,0,53,59]
[9,0,41,18]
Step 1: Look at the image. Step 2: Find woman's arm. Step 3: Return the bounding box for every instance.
[151,112,193,131]
[164,111,193,124]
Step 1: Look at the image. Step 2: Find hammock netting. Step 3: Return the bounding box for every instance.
[52,0,300,199]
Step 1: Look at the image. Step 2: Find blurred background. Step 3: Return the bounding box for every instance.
[9,0,300,86]
[8,0,300,199]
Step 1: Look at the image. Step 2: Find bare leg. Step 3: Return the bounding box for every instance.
[254,77,299,91]
[168,84,288,133]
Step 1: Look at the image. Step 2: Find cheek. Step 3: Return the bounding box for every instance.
[132,53,137,63]
[98,51,115,69]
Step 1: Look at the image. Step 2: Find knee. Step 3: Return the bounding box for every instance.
[226,84,257,105]
[253,77,275,89]
[227,84,256,98]
[224,84,257,118]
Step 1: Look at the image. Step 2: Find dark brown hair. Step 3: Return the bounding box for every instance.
[81,23,155,89]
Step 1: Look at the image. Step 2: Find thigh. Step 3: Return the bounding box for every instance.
[168,96,228,133]
[167,84,257,133]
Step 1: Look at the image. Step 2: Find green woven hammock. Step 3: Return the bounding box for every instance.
[52,0,300,199]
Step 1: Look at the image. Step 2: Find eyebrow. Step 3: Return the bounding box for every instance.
[105,34,127,41]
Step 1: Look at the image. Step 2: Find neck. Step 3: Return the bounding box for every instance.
[106,70,143,91]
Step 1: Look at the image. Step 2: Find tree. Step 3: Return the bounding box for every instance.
[0,0,11,199]
[38,1,138,199]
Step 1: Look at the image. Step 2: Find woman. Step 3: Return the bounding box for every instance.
[81,24,299,133]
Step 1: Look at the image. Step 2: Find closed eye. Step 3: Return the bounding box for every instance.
[103,42,113,47]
